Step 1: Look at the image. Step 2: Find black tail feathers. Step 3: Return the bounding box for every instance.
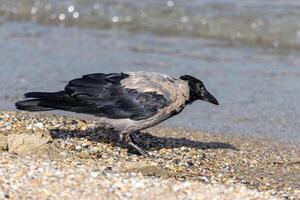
[15,91,68,111]
[15,99,54,111]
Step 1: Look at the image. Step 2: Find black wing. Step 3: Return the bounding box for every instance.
[16,73,169,120]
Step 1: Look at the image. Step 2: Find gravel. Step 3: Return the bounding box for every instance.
[0,111,299,199]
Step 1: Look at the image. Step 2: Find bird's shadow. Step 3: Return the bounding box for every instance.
[49,126,237,153]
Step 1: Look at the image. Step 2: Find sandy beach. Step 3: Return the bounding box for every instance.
[0,111,299,199]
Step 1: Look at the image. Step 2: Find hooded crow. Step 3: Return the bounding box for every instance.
[15,72,219,155]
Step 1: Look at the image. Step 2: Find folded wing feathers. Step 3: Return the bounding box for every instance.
[16,73,170,120]
[24,91,67,101]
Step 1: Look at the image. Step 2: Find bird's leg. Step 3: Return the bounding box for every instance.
[120,132,148,156]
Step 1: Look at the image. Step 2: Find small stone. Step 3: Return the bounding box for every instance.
[3,122,11,130]
[3,192,9,199]
[26,124,33,130]
[91,172,98,177]
[80,124,87,131]
[221,178,228,184]
[176,166,184,173]
[0,133,8,151]
[16,168,26,178]
[34,122,44,129]
[75,145,82,151]
[200,176,209,183]
[78,151,90,158]
[31,179,42,187]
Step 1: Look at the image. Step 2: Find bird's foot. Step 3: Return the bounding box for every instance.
[120,132,149,157]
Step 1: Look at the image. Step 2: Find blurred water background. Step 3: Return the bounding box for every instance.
[0,0,300,142]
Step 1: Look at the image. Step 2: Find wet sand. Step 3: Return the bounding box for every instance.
[0,112,299,199]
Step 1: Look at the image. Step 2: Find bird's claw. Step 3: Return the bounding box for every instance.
[128,142,148,157]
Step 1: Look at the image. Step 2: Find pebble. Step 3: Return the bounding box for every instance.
[200,176,209,183]
[34,122,44,129]
[91,172,98,178]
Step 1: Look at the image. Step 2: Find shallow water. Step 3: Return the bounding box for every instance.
[2,0,300,49]
[0,0,300,142]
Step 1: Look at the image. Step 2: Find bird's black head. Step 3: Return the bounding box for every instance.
[180,75,219,105]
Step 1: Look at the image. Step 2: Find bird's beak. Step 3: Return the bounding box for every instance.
[201,90,219,105]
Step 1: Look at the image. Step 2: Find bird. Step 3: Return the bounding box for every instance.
[15,72,219,156]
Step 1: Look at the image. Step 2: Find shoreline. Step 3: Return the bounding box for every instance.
[0,111,299,199]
